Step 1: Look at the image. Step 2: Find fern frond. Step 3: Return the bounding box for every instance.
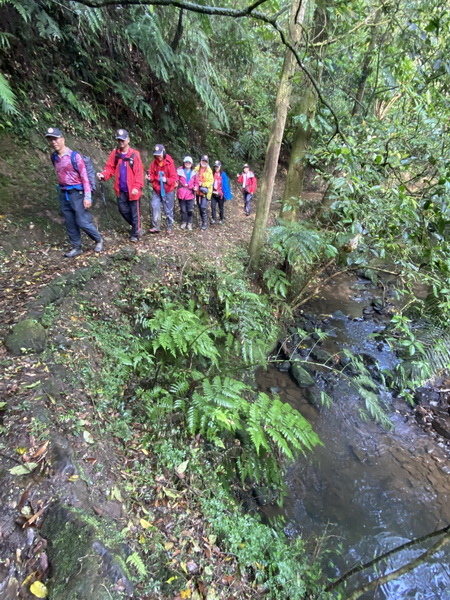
[0,72,17,113]
[269,221,337,270]
[126,552,148,578]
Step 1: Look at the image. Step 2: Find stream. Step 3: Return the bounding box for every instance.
[257,274,450,599]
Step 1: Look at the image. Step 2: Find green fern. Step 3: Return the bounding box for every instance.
[263,266,291,298]
[269,221,338,269]
[217,277,278,366]
[144,303,220,367]
[189,377,320,462]
[233,129,266,161]
[0,32,14,49]
[126,552,148,578]
[0,0,30,22]
[0,72,17,113]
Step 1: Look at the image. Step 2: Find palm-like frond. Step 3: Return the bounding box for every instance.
[0,72,17,113]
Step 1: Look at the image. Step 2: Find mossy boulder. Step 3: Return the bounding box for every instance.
[41,503,133,599]
[290,362,315,387]
[5,319,47,355]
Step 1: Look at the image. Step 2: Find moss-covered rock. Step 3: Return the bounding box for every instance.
[4,319,47,355]
[41,503,133,600]
[290,362,315,387]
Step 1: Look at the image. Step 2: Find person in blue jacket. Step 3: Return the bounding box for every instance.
[210,160,232,224]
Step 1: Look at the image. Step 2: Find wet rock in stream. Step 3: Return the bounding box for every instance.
[431,417,450,439]
[290,363,315,387]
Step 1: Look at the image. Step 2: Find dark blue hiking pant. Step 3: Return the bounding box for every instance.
[118,192,141,237]
[59,189,101,249]
[196,195,208,227]
[242,191,252,215]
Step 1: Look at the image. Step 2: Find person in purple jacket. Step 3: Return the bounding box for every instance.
[176,156,198,231]
[46,127,103,258]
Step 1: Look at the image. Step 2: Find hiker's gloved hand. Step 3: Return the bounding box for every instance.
[84,199,92,209]
[97,172,105,180]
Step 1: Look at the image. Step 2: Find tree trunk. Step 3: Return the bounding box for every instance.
[248,0,308,265]
[280,4,326,221]
[280,83,317,220]
[351,8,381,116]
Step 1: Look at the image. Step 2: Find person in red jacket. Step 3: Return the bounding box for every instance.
[237,163,257,216]
[97,129,144,242]
[147,144,177,235]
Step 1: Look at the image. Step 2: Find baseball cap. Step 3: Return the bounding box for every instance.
[115,129,129,140]
[200,155,209,162]
[154,144,165,155]
[45,127,63,138]
[243,163,249,168]
[183,156,193,163]
[214,160,222,167]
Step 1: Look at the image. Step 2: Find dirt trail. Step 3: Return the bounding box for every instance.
[0,192,267,334]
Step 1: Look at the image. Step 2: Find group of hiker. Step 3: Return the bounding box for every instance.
[45,127,257,257]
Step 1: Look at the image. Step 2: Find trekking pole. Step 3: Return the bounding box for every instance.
[159,171,166,198]
[100,181,112,224]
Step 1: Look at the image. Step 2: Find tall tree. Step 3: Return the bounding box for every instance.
[248,0,309,264]
[280,2,327,221]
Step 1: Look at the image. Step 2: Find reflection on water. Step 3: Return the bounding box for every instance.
[257,276,450,599]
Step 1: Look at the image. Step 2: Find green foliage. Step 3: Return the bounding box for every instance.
[340,349,392,428]
[263,266,291,298]
[270,221,337,268]
[202,488,329,600]
[188,376,320,461]
[126,552,148,579]
[217,275,278,366]
[0,72,17,113]
[233,129,266,161]
[140,301,220,366]
[127,271,318,488]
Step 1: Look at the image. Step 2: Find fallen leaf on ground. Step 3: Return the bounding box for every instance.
[30,581,48,598]
[9,462,38,476]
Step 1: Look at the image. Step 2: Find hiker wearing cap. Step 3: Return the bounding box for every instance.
[46,127,103,258]
[237,164,257,216]
[97,129,144,242]
[193,155,214,230]
[176,156,198,231]
[210,160,232,225]
[147,144,177,235]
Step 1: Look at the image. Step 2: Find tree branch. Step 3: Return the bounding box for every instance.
[326,523,450,596]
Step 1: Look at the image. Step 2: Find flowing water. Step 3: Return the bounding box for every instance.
[257,274,450,599]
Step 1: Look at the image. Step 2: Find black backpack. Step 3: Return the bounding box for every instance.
[114,151,136,170]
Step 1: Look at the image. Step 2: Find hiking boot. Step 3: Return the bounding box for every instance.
[187,223,193,231]
[64,248,83,258]
[94,239,103,253]
[201,224,207,231]
[210,219,215,225]
[148,228,160,234]
[130,236,138,243]
[180,222,187,229]
[218,220,223,225]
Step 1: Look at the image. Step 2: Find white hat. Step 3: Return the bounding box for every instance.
[183,156,193,163]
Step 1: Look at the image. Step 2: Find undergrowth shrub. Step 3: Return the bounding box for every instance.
[128,272,321,489]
